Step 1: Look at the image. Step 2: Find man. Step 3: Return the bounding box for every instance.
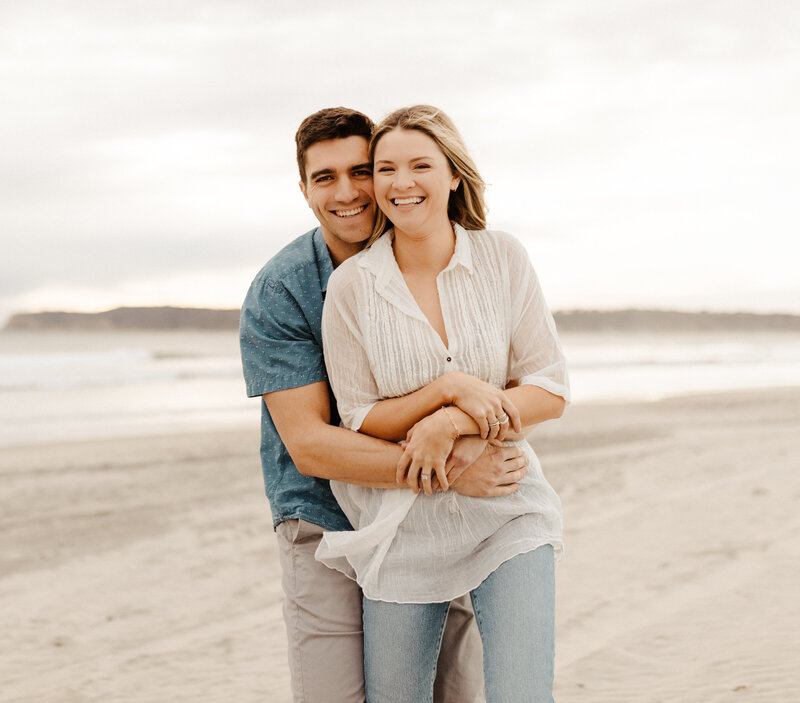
[239,107,528,703]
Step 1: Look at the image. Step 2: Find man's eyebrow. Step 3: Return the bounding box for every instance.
[350,162,372,172]
[309,167,335,180]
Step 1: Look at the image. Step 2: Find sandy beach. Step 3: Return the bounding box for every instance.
[1,387,798,702]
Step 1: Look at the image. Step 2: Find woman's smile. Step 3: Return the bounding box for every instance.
[373,127,459,238]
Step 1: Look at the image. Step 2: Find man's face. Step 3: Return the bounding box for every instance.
[300,136,376,259]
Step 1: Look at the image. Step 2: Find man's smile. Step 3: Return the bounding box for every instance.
[333,204,368,218]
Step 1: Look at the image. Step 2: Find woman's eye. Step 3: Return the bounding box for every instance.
[377,167,394,174]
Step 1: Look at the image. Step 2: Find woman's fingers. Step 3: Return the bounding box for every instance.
[433,460,448,493]
[501,398,521,434]
[404,459,447,495]
[406,459,422,493]
[396,448,411,484]
[416,461,445,495]
[486,403,503,441]
[492,396,519,441]
[495,411,509,442]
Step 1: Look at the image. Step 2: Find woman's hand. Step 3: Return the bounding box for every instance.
[442,371,521,442]
[396,409,457,495]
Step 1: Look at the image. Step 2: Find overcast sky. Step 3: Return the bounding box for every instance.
[2,0,799,324]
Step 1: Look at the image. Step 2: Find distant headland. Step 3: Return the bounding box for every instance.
[4,306,800,333]
[3,307,240,331]
[553,309,800,333]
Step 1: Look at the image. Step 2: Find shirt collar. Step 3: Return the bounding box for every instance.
[359,223,475,281]
[446,223,474,274]
[356,224,475,321]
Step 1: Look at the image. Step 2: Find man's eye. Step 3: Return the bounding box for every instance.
[315,176,333,183]
[354,169,372,177]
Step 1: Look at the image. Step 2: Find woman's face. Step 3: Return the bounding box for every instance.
[373,128,460,238]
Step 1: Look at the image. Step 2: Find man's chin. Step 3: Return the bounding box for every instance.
[336,227,374,246]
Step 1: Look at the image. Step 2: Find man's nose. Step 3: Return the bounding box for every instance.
[334,175,359,202]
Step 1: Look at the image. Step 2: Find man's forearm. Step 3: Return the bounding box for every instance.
[289,422,403,489]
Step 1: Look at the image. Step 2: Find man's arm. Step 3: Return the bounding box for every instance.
[265,381,401,488]
[265,380,528,495]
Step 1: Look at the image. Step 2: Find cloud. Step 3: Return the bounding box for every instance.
[1,0,799,322]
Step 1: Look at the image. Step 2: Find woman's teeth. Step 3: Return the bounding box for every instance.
[393,197,423,206]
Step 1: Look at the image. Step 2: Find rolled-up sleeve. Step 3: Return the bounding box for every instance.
[239,277,327,398]
[321,266,382,431]
[505,236,571,403]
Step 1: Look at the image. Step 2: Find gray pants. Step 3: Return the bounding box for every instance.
[276,518,485,703]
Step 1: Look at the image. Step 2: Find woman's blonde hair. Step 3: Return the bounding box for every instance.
[367,105,487,245]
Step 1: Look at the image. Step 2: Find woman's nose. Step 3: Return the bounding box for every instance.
[393,168,414,190]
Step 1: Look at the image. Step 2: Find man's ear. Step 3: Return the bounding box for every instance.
[299,180,308,202]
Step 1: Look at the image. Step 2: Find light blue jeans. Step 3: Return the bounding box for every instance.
[363,545,555,703]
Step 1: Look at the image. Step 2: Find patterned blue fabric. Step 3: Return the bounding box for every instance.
[239,227,352,532]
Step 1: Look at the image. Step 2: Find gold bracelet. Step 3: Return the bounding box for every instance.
[443,406,460,440]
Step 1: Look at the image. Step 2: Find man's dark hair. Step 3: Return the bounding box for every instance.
[295,107,374,184]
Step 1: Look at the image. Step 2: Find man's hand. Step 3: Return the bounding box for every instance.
[448,442,528,497]
[444,436,489,485]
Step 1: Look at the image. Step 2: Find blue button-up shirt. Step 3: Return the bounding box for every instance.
[239,227,353,532]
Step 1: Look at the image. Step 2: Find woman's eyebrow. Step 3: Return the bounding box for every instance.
[375,156,433,165]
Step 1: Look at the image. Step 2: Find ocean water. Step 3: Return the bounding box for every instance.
[0,329,798,448]
[0,331,250,448]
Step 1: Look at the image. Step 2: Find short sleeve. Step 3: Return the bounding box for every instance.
[321,265,382,431]
[504,235,571,402]
[239,277,327,398]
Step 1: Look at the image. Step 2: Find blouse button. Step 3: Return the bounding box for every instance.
[446,356,452,362]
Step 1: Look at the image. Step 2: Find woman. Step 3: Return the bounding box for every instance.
[317,105,570,702]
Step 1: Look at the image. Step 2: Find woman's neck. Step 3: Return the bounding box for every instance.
[392,221,456,275]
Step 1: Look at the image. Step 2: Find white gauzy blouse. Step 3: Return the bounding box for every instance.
[316,225,570,603]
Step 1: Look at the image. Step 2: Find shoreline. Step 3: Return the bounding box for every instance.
[2,386,799,701]
[0,383,796,453]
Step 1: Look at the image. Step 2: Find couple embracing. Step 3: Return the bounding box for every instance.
[240,105,570,703]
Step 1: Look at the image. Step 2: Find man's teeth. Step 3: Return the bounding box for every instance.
[393,197,423,206]
[335,205,366,217]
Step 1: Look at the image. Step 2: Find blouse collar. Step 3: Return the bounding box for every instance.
[356,223,475,321]
[359,223,474,279]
